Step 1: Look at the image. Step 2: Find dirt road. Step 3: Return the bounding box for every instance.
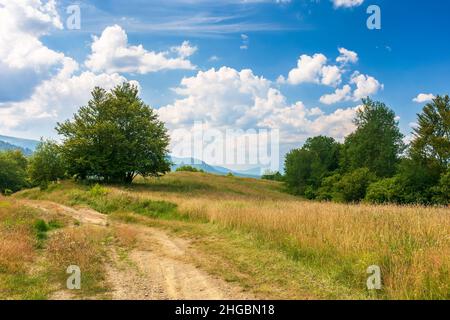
[23,200,251,300]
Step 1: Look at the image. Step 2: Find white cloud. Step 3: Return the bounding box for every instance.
[336,47,358,65]
[171,41,198,58]
[332,0,364,8]
[320,85,352,105]
[321,65,342,87]
[240,33,249,50]
[0,0,68,101]
[279,53,342,87]
[413,93,435,103]
[350,72,383,100]
[0,58,133,138]
[319,72,383,105]
[85,25,196,74]
[158,66,357,147]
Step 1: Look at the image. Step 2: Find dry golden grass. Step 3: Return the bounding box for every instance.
[45,225,110,295]
[0,199,36,273]
[128,173,450,299]
[113,223,138,248]
[13,173,450,299]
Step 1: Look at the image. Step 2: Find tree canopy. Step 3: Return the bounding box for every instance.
[340,98,405,178]
[56,83,171,183]
[28,140,66,187]
[0,150,28,194]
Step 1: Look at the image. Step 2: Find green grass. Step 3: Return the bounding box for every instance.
[13,172,450,300]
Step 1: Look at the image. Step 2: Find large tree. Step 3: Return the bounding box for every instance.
[28,140,66,186]
[284,136,341,196]
[395,95,450,204]
[57,83,171,183]
[0,150,28,194]
[341,98,405,178]
[410,95,450,170]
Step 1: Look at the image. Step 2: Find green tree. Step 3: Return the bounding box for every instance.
[284,136,341,196]
[28,140,66,187]
[341,98,405,177]
[316,173,341,201]
[262,171,284,182]
[284,149,317,195]
[176,165,204,173]
[410,95,450,171]
[432,170,450,205]
[334,168,377,203]
[0,150,28,194]
[393,95,450,204]
[365,177,400,204]
[57,83,171,184]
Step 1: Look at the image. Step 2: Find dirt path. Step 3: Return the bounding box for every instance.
[22,200,252,300]
[22,200,108,226]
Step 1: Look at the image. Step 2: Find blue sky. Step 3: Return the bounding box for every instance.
[1,0,449,171]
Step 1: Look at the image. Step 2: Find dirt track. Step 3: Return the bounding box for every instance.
[23,200,251,300]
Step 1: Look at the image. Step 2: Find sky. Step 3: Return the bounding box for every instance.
[1,0,449,171]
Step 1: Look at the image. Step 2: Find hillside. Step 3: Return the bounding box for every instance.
[2,172,448,300]
[0,140,33,156]
[0,135,39,152]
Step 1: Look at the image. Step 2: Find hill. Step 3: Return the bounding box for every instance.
[170,156,262,178]
[0,140,34,156]
[0,135,39,155]
[6,172,449,300]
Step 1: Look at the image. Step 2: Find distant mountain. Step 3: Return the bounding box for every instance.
[0,135,40,152]
[169,156,261,178]
[0,140,34,156]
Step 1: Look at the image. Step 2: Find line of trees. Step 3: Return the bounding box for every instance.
[0,83,171,194]
[282,96,449,205]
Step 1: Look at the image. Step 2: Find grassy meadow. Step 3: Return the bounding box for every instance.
[6,172,450,300]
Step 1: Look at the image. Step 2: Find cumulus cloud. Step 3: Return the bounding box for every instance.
[336,47,358,65]
[158,67,357,147]
[332,0,364,8]
[351,72,383,100]
[171,41,198,58]
[278,53,342,87]
[85,25,196,74]
[319,72,383,104]
[320,85,352,105]
[0,3,139,138]
[0,59,133,138]
[0,0,67,101]
[413,93,435,103]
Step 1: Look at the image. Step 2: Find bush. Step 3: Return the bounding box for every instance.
[28,140,66,186]
[262,171,284,182]
[432,170,450,205]
[0,150,28,194]
[89,184,109,197]
[176,165,204,173]
[316,173,341,201]
[334,168,377,203]
[365,177,399,204]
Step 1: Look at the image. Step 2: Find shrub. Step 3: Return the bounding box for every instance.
[334,168,377,203]
[89,184,109,197]
[365,177,399,204]
[262,171,284,182]
[316,173,341,201]
[432,170,450,205]
[28,140,66,187]
[0,150,28,194]
[176,165,204,173]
